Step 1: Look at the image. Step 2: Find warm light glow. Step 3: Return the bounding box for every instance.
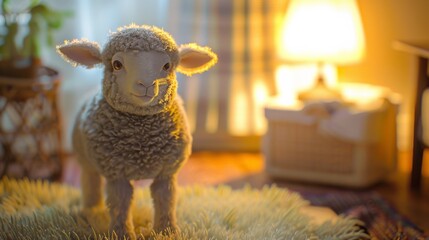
[228,78,269,136]
[186,76,199,133]
[270,81,401,110]
[279,0,365,64]
[275,63,338,102]
[229,79,249,136]
[205,74,219,134]
[253,79,268,134]
[340,83,387,106]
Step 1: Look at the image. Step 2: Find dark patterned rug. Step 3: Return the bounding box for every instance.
[301,191,428,240]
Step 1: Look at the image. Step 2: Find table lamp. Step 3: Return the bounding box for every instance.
[279,0,366,101]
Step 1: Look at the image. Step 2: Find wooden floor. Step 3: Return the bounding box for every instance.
[62,150,429,233]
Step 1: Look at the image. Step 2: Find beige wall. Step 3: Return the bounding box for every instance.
[338,0,429,149]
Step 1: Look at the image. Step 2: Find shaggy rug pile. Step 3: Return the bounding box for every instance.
[0,177,368,240]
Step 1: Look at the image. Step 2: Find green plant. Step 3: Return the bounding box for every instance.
[0,0,70,64]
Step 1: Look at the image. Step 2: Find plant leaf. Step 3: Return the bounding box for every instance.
[1,0,11,13]
[1,1,71,60]
[29,0,41,9]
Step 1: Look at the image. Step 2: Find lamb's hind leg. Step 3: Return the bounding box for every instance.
[106,179,136,240]
[150,174,178,233]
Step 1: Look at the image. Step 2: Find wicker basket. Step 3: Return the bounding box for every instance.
[263,100,398,188]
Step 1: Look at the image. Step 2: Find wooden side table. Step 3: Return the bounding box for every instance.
[394,41,429,190]
[0,67,64,180]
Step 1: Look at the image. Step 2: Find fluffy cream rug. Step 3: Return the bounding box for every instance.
[0,178,368,239]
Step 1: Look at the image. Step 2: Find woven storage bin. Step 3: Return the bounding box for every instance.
[263,100,398,188]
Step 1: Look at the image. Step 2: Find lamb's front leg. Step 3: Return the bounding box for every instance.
[80,164,103,208]
[150,174,178,233]
[106,179,136,240]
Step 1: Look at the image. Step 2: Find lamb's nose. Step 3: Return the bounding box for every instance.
[136,80,159,96]
[137,80,154,88]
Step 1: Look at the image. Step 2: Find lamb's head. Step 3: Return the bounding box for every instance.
[57,24,217,115]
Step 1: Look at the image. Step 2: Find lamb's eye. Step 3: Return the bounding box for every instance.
[162,62,170,71]
[112,60,123,71]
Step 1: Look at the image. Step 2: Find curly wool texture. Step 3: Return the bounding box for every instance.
[74,93,191,180]
[101,25,179,70]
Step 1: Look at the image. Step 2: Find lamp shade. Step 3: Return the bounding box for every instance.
[279,0,365,65]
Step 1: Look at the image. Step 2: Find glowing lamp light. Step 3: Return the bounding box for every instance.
[278,0,366,101]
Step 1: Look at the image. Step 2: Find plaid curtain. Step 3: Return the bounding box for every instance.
[168,0,286,140]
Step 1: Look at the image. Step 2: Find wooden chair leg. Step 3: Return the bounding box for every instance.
[410,57,429,190]
[411,140,424,189]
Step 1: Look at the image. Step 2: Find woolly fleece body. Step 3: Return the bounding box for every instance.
[73,93,191,180]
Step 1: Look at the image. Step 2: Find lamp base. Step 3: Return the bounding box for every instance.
[297,83,343,102]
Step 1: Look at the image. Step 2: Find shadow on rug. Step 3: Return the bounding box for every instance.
[301,191,428,240]
[0,177,369,240]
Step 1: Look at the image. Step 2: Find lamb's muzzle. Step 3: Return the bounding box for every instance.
[132,79,166,103]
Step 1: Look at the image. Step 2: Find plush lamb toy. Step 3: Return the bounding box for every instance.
[57,24,217,238]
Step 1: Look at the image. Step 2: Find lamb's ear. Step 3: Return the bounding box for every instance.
[177,43,218,76]
[56,39,102,68]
